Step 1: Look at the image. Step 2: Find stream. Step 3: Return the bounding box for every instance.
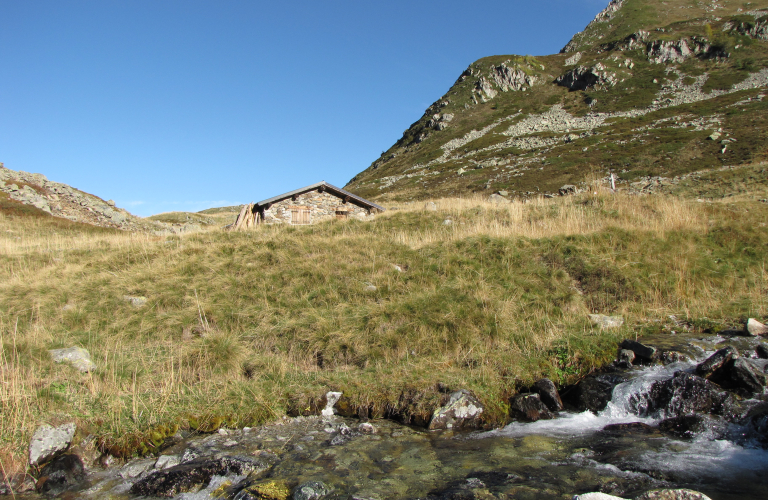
[12,333,768,500]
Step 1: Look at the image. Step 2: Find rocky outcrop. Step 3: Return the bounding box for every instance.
[555,63,617,90]
[474,63,538,101]
[724,19,768,40]
[561,0,626,53]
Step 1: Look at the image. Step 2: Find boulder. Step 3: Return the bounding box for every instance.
[591,314,625,329]
[36,454,85,496]
[634,489,712,500]
[48,347,95,373]
[565,373,627,413]
[747,318,768,336]
[646,372,736,419]
[533,378,564,411]
[509,393,553,422]
[742,402,768,445]
[696,346,738,377]
[294,481,332,500]
[428,389,484,430]
[708,358,766,397]
[130,456,270,497]
[619,339,656,361]
[29,423,76,467]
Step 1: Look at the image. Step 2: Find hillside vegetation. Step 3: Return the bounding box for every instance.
[2,171,767,473]
[346,0,768,202]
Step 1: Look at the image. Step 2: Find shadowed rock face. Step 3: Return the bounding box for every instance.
[564,372,628,413]
[708,358,767,397]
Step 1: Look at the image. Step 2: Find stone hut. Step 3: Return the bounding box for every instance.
[232,181,384,229]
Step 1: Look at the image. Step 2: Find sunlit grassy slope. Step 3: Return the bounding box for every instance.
[1,172,767,473]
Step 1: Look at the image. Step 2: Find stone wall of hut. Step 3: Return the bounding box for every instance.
[261,190,374,224]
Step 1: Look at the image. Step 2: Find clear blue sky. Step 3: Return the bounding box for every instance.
[1,0,607,216]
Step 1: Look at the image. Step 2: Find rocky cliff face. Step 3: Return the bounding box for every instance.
[345,0,768,202]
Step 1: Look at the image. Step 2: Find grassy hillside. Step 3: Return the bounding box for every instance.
[345,0,768,202]
[2,169,767,474]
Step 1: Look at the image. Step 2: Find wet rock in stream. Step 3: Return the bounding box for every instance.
[708,358,766,397]
[130,455,271,497]
[533,378,564,412]
[696,346,739,377]
[510,393,553,422]
[645,372,738,419]
[36,454,85,496]
[564,372,628,413]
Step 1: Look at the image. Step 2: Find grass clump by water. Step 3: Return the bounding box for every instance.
[1,179,767,475]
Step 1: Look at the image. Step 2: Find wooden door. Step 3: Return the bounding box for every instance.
[289,205,311,225]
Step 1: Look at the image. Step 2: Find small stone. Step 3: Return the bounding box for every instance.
[293,480,332,500]
[443,219,453,226]
[107,199,115,206]
[425,201,437,211]
[391,264,404,273]
[29,423,76,467]
[49,347,95,373]
[497,190,509,197]
[559,184,578,196]
[618,349,635,367]
[746,318,768,336]
[358,422,377,434]
[364,285,377,292]
[590,314,624,329]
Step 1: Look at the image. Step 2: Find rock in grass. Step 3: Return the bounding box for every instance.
[747,318,768,336]
[363,285,377,293]
[49,347,95,373]
[634,489,712,500]
[617,349,635,367]
[533,378,564,411]
[509,393,553,422]
[29,423,76,467]
[123,295,147,307]
[425,201,437,211]
[590,314,624,329]
[428,389,484,430]
[620,339,656,361]
[696,346,739,377]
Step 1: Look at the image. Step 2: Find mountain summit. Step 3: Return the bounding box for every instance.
[345,0,768,202]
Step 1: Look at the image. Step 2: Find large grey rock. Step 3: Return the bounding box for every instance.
[747,318,768,336]
[428,389,484,430]
[590,314,624,329]
[634,489,711,500]
[29,423,76,466]
[709,358,766,397]
[49,347,95,373]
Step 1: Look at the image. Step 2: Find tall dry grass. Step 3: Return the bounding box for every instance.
[0,190,766,478]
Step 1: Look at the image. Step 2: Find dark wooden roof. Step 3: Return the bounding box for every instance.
[254,181,385,212]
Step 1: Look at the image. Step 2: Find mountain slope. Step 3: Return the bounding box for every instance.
[345,0,768,202]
